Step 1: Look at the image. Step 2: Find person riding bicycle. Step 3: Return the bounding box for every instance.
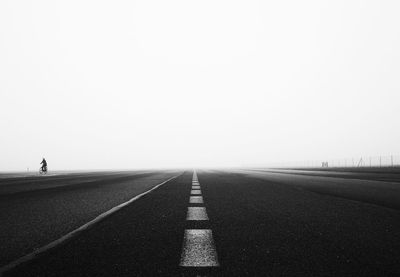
[40,158,47,172]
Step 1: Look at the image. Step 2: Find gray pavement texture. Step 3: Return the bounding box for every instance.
[4,172,193,277]
[202,170,400,276]
[240,169,400,210]
[2,169,400,276]
[261,167,400,183]
[0,170,179,267]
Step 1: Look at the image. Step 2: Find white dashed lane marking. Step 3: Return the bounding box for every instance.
[180,171,220,269]
[189,196,204,204]
[186,207,209,220]
[190,189,201,195]
[180,229,219,267]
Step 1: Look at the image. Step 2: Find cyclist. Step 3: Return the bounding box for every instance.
[40,157,48,173]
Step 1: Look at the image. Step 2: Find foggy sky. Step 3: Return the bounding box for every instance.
[1,0,400,171]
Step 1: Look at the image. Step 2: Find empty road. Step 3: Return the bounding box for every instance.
[1,169,400,276]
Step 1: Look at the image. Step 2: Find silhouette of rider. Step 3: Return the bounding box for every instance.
[40,158,47,172]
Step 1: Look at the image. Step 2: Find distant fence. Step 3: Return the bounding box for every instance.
[269,155,400,168]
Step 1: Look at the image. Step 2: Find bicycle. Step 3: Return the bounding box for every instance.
[39,166,48,175]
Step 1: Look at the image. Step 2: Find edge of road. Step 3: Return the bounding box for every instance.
[0,173,184,276]
[242,168,400,184]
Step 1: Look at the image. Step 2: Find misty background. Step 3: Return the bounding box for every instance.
[1,0,399,171]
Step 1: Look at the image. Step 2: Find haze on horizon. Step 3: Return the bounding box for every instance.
[1,0,399,171]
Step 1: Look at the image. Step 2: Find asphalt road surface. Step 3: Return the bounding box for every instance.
[1,169,400,276]
[0,171,180,268]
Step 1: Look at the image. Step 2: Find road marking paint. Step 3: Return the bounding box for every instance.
[186,207,209,220]
[190,189,201,195]
[0,174,182,276]
[189,196,204,204]
[180,229,219,267]
[192,185,201,189]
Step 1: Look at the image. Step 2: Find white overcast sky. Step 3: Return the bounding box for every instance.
[1,0,400,170]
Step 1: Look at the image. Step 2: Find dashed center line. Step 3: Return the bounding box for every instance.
[189,196,204,204]
[186,207,209,220]
[180,229,220,267]
[180,171,220,271]
[190,189,202,195]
